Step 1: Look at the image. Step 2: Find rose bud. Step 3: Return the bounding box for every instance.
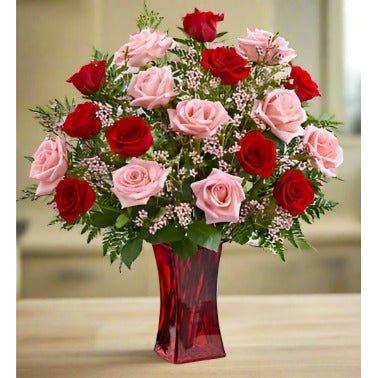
[54,177,96,223]
[105,116,153,157]
[236,131,277,178]
[183,8,224,42]
[200,47,250,85]
[67,60,106,95]
[285,65,321,102]
[273,170,315,216]
[62,102,102,139]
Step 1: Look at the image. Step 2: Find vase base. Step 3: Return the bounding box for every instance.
[154,345,226,364]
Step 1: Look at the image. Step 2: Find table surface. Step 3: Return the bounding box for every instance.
[17,294,360,378]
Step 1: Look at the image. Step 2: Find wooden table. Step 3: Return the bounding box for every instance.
[17,294,360,377]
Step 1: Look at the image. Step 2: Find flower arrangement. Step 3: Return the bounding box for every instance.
[22,4,343,267]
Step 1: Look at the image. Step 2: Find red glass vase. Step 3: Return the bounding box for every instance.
[153,243,226,364]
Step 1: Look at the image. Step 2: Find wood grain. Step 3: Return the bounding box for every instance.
[17,294,360,377]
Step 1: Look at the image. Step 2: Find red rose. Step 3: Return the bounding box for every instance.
[63,102,101,139]
[236,131,276,178]
[67,60,106,95]
[273,170,315,216]
[285,65,320,102]
[54,178,96,223]
[183,8,224,42]
[105,116,153,157]
[200,47,250,85]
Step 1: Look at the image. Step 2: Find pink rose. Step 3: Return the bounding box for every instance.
[253,89,307,143]
[303,125,343,177]
[191,168,245,224]
[168,99,230,138]
[237,28,296,65]
[114,28,173,67]
[111,158,169,207]
[29,136,68,196]
[127,66,176,110]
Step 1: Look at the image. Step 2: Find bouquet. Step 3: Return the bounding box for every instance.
[22,4,344,268]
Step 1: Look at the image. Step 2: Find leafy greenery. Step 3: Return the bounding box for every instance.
[30,98,75,134]
[305,113,343,131]
[121,238,143,269]
[301,196,338,224]
[146,223,185,244]
[285,219,316,252]
[171,238,198,258]
[187,221,222,251]
[136,1,163,30]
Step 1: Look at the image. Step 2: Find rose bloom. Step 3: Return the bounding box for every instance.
[182,8,224,42]
[201,47,251,85]
[29,136,68,196]
[303,125,343,177]
[237,28,296,65]
[253,89,306,143]
[168,99,230,138]
[112,158,168,208]
[236,131,277,178]
[63,102,101,139]
[67,60,106,95]
[105,116,153,157]
[285,65,321,102]
[191,168,245,224]
[54,178,96,223]
[127,66,176,110]
[273,170,314,216]
[114,28,173,67]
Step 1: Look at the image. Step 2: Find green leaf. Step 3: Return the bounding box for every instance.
[147,223,185,244]
[234,225,254,245]
[287,220,317,252]
[89,211,118,228]
[187,221,222,251]
[80,224,89,235]
[177,179,192,201]
[24,155,34,163]
[243,180,253,193]
[102,242,109,256]
[171,237,198,259]
[121,238,143,269]
[115,213,129,229]
[110,250,118,264]
[216,31,228,38]
[173,37,189,45]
